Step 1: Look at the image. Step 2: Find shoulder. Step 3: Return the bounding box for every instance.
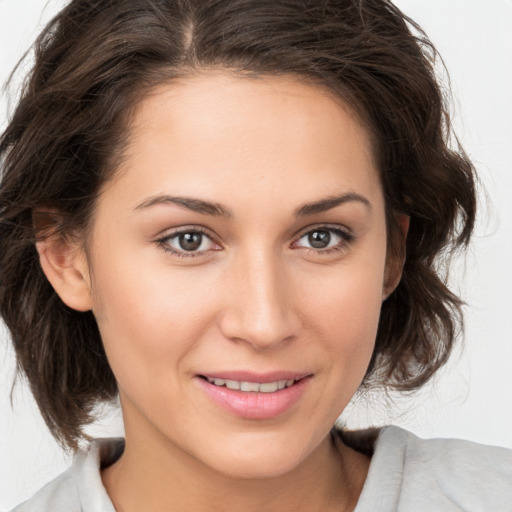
[10,438,122,512]
[355,426,512,512]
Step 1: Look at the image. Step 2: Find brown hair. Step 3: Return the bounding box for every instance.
[0,0,476,450]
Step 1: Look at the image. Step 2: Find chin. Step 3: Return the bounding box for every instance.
[196,428,322,480]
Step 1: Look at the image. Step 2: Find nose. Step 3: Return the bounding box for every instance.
[218,249,301,350]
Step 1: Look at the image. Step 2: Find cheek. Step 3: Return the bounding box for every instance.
[305,257,385,334]
[89,254,217,388]
[300,255,386,378]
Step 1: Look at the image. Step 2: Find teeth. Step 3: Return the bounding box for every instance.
[259,382,279,393]
[206,377,296,392]
[225,380,240,390]
[240,381,260,392]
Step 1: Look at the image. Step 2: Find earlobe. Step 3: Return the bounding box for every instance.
[36,236,92,312]
[383,213,410,300]
[395,214,410,240]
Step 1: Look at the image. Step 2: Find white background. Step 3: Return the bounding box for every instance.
[1,0,511,509]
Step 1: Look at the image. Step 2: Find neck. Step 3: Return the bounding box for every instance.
[102,417,370,512]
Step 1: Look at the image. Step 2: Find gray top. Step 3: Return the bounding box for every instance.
[11,426,512,511]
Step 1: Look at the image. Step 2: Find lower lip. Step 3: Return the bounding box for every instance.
[197,377,310,420]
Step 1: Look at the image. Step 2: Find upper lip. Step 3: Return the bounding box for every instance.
[198,371,312,383]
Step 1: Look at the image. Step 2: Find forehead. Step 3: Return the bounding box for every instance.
[105,72,382,213]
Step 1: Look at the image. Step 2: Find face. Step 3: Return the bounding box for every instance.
[84,72,391,478]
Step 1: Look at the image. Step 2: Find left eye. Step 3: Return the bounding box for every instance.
[295,228,350,250]
[163,231,215,253]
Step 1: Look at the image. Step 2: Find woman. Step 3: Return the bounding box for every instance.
[1,0,511,510]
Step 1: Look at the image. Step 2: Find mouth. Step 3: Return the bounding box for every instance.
[200,376,298,393]
[196,372,312,420]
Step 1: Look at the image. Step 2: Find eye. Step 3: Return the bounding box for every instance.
[157,229,219,257]
[294,227,353,251]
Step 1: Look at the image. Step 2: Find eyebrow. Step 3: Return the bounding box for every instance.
[134,195,232,217]
[134,192,371,217]
[295,192,372,216]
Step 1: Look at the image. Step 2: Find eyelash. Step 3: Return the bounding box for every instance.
[155,225,355,259]
[155,227,216,259]
[293,226,355,256]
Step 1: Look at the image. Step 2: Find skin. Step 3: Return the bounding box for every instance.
[38,72,404,511]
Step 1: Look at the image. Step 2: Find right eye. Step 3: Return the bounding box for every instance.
[156,229,220,257]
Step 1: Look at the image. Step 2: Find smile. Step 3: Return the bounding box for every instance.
[198,373,311,419]
[205,377,296,393]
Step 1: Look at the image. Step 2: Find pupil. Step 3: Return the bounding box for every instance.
[179,232,202,251]
[308,230,330,249]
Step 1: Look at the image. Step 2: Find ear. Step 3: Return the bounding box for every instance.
[35,227,92,312]
[383,213,410,300]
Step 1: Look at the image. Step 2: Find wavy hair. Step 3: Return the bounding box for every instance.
[0,0,476,450]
